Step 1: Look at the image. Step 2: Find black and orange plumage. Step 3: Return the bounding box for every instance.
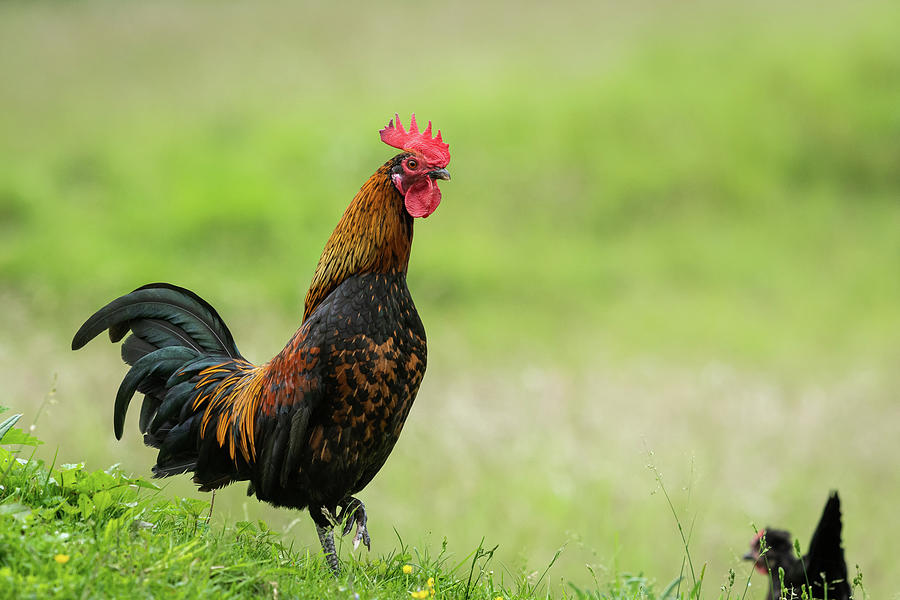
[72,114,451,574]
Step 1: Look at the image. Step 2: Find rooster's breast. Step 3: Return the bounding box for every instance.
[301,272,427,503]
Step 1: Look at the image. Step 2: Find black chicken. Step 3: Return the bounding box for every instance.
[744,491,851,600]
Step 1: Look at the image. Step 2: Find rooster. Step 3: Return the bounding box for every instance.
[743,492,851,600]
[72,114,451,574]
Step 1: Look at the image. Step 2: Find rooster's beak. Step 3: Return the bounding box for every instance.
[428,168,451,181]
[741,551,756,561]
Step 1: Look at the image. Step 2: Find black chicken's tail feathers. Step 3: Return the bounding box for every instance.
[806,490,850,591]
[72,283,250,487]
[810,491,843,552]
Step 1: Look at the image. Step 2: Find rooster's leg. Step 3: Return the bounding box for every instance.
[316,523,340,575]
[338,496,371,550]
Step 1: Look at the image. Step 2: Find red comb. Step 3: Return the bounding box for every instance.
[379,113,450,167]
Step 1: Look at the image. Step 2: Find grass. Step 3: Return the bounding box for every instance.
[0,407,714,599]
[2,0,899,597]
[3,410,868,599]
[0,407,510,599]
[0,405,870,599]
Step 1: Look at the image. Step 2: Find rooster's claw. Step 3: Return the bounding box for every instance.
[339,497,371,550]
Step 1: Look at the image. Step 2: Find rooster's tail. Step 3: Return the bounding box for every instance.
[73,283,250,487]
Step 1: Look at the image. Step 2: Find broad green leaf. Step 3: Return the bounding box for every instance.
[93,490,113,515]
[78,493,93,519]
[0,426,43,447]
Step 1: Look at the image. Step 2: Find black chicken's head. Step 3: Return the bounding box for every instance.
[743,528,796,575]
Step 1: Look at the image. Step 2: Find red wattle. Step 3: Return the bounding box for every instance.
[404,178,442,218]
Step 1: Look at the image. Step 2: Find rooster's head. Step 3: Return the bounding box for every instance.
[380,113,451,218]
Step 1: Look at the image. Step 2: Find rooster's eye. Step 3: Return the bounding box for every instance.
[406,159,418,170]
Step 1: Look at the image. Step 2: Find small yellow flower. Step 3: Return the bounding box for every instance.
[495,597,504,600]
[427,577,435,588]
[410,590,429,599]
[54,554,70,564]
[402,564,414,574]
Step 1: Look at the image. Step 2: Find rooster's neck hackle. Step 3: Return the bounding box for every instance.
[303,161,413,321]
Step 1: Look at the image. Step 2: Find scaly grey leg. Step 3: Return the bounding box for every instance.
[316,523,340,575]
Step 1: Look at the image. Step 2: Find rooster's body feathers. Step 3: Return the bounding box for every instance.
[75,270,425,522]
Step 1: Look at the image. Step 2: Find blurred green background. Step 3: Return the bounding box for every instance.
[2,0,898,596]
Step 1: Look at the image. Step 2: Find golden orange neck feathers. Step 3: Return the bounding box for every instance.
[303,161,413,322]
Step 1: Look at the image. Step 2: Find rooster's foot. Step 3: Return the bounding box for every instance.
[339,497,371,551]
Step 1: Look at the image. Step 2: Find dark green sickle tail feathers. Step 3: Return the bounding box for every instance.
[72,282,240,360]
[72,283,246,475]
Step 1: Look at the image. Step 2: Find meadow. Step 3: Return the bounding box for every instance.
[1,1,899,597]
